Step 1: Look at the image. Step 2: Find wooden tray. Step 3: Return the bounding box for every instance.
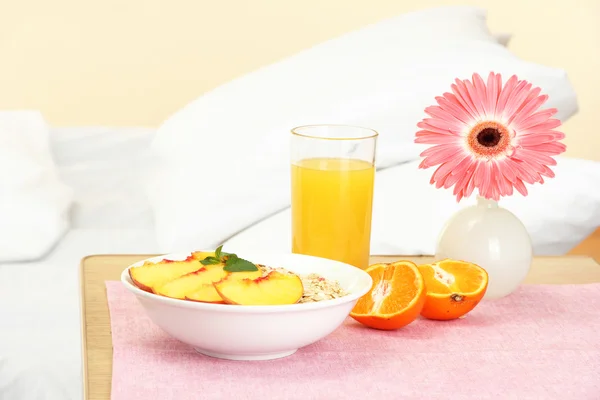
[80,254,600,400]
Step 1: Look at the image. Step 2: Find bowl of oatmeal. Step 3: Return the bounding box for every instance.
[121,250,372,360]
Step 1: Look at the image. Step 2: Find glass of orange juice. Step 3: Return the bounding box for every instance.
[291,125,378,269]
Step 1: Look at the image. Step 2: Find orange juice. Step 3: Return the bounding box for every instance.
[291,157,375,269]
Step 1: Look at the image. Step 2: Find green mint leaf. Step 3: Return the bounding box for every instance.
[223,257,258,272]
[214,245,223,260]
[224,253,238,264]
[200,256,221,265]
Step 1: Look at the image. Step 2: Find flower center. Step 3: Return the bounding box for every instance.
[467,121,511,158]
[477,128,501,147]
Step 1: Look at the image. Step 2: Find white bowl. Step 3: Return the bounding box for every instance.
[121,251,372,360]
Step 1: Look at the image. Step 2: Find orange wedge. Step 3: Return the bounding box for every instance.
[350,261,426,330]
[418,259,488,321]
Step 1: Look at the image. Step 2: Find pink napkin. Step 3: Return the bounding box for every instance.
[106,281,600,399]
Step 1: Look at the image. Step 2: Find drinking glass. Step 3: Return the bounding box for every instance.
[290,125,378,269]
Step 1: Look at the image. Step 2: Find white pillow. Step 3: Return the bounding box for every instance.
[147,6,578,252]
[224,157,600,256]
[0,111,73,262]
[50,126,156,229]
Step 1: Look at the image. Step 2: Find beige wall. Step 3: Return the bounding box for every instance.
[0,0,598,160]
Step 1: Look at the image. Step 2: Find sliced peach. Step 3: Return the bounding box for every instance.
[129,259,204,293]
[226,269,264,280]
[214,271,304,305]
[191,251,216,260]
[154,266,229,299]
[185,269,262,303]
[185,284,226,303]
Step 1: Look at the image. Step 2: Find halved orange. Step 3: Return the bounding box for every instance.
[418,259,488,321]
[350,261,426,330]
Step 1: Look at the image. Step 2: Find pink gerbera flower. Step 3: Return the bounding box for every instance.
[415,72,566,202]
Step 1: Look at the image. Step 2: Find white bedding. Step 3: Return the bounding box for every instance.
[1,122,599,400]
[147,6,579,254]
[225,156,600,256]
[0,228,158,400]
[50,126,156,230]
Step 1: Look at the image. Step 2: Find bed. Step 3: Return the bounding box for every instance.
[1,4,600,400]
[0,228,158,400]
[2,124,600,399]
[0,126,160,399]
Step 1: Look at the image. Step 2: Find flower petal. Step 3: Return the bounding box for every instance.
[547,130,566,140]
[518,133,561,146]
[495,75,519,120]
[452,169,472,197]
[430,165,449,187]
[506,156,538,184]
[516,148,558,166]
[431,157,465,187]
[452,79,481,120]
[481,161,492,197]
[421,143,462,157]
[518,119,562,135]
[424,106,467,129]
[417,121,460,136]
[525,142,567,156]
[486,72,500,118]
[473,160,486,187]
[443,169,463,189]
[513,178,528,196]
[421,117,463,132]
[540,165,555,178]
[419,144,464,167]
[450,155,474,177]
[439,93,476,124]
[501,81,531,122]
[464,164,477,197]
[500,173,514,197]
[490,161,504,197]
[466,73,488,118]
[415,131,463,144]
[508,91,545,126]
[498,158,518,183]
[514,109,558,131]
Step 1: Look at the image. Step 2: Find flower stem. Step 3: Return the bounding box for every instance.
[476,196,499,208]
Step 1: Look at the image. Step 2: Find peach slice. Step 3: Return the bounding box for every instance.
[154,266,229,299]
[185,284,226,304]
[185,269,263,303]
[191,251,216,260]
[214,271,304,305]
[129,259,204,293]
[226,270,264,280]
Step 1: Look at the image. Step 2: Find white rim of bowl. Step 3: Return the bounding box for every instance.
[120,252,373,313]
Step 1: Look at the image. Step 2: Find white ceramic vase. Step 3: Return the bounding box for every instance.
[435,196,532,299]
